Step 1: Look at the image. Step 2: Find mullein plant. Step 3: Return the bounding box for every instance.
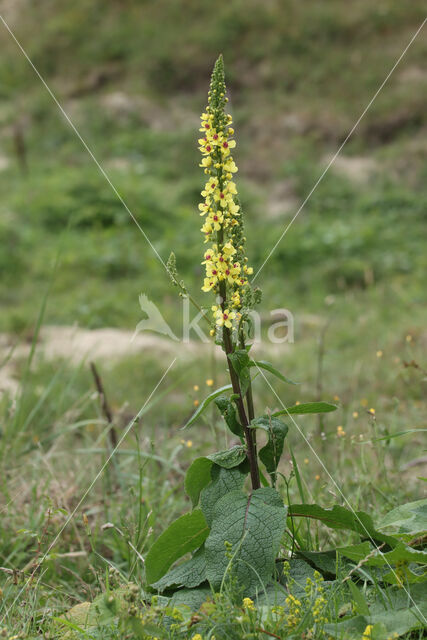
[146,56,337,604]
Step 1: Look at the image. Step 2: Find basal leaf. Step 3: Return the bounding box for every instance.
[182,384,233,429]
[249,416,288,479]
[288,504,397,546]
[201,464,248,526]
[205,488,287,593]
[249,360,298,385]
[145,510,209,585]
[378,499,427,539]
[185,446,247,507]
[214,395,243,438]
[151,547,206,592]
[272,402,337,417]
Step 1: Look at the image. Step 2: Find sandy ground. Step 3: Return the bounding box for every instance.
[0,323,297,398]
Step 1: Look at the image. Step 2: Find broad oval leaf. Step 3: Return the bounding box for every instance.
[145,510,209,585]
[205,488,287,593]
[182,384,232,429]
[249,360,298,385]
[272,402,337,417]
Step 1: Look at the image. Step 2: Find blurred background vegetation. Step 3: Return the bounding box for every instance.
[0,0,426,333]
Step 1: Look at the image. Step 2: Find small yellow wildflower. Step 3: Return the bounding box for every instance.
[361,398,368,407]
[315,474,321,481]
[362,625,373,639]
[206,378,214,386]
[304,458,309,464]
[352,411,359,418]
[186,440,193,448]
[376,350,383,358]
[242,597,255,610]
[193,384,199,391]
[336,425,345,437]
[193,399,199,407]
[368,407,375,415]
[295,400,300,405]
[406,334,412,342]
[333,395,340,402]
[191,635,203,640]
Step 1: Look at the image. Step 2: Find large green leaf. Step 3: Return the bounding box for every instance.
[151,547,206,592]
[378,499,427,539]
[249,360,298,385]
[184,445,247,507]
[288,504,397,546]
[337,540,427,584]
[272,402,337,417]
[249,416,288,479]
[201,464,248,526]
[145,510,209,585]
[214,395,243,438]
[182,384,232,429]
[205,488,287,593]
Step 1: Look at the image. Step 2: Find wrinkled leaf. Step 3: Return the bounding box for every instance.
[205,488,287,593]
[151,547,206,591]
[228,349,251,396]
[378,499,427,539]
[201,464,248,526]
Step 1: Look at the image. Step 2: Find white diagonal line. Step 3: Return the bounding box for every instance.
[1,357,176,619]
[252,16,427,283]
[254,363,427,623]
[0,14,170,273]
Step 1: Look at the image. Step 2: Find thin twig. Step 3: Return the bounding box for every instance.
[90,361,118,449]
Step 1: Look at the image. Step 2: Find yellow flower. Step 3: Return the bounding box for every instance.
[376,350,383,358]
[193,385,199,391]
[242,597,255,610]
[215,308,236,329]
[337,425,345,437]
[352,411,359,418]
[206,379,214,386]
[191,634,203,640]
[362,625,373,639]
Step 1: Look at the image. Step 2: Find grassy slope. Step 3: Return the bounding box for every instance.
[0,1,426,636]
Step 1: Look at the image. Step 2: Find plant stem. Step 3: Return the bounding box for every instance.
[219,285,260,490]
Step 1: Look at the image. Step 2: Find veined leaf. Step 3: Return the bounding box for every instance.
[185,445,247,507]
[201,464,248,526]
[151,547,207,592]
[145,510,209,584]
[182,384,232,429]
[249,416,288,479]
[249,360,298,385]
[205,488,287,593]
[272,402,337,417]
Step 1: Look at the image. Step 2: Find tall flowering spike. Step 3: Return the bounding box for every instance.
[198,56,253,331]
